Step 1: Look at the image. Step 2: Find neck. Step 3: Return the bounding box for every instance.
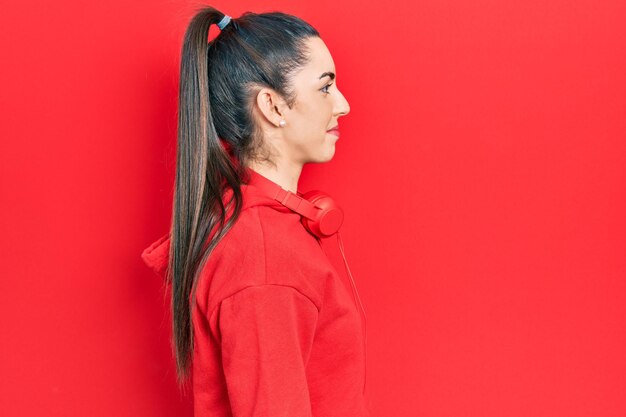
[246,161,303,193]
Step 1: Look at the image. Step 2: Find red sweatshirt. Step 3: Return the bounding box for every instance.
[141,168,370,417]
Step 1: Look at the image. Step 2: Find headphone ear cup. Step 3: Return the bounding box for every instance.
[300,190,344,238]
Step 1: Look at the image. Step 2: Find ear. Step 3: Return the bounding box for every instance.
[255,87,287,128]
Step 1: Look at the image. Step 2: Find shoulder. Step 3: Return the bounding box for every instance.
[195,205,330,314]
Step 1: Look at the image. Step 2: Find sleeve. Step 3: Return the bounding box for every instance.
[218,284,319,417]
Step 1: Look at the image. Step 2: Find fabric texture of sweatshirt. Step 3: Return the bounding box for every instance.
[141,167,370,417]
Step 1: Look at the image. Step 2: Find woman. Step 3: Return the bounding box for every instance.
[141,6,370,416]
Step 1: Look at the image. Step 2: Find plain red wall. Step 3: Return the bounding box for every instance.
[1,0,625,416]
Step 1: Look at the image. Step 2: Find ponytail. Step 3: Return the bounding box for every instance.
[167,7,243,385]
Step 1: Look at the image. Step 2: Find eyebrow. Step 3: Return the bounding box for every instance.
[318,71,336,81]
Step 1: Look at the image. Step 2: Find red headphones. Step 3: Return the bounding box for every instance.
[244,167,344,239]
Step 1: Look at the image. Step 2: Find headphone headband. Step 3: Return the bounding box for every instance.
[245,167,318,221]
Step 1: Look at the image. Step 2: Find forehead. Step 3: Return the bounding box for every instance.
[302,37,335,75]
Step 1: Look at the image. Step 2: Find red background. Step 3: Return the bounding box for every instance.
[1,0,625,416]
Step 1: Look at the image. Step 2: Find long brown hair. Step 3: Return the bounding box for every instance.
[167,5,319,385]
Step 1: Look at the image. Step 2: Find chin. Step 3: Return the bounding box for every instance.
[323,142,337,158]
[304,143,336,164]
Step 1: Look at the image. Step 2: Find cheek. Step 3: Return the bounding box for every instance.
[315,99,334,125]
[292,96,333,137]
[299,112,324,132]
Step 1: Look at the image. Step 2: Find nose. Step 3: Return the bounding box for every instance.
[335,88,350,117]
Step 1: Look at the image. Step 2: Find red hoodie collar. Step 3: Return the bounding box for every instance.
[241,166,304,211]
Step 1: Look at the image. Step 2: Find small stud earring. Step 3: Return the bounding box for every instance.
[279,119,286,127]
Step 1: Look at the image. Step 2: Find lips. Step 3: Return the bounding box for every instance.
[327,128,340,138]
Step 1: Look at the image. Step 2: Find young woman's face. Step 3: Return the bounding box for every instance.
[278,36,351,164]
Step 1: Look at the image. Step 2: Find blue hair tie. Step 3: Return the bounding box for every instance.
[217,15,231,30]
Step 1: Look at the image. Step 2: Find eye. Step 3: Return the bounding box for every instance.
[321,83,333,94]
